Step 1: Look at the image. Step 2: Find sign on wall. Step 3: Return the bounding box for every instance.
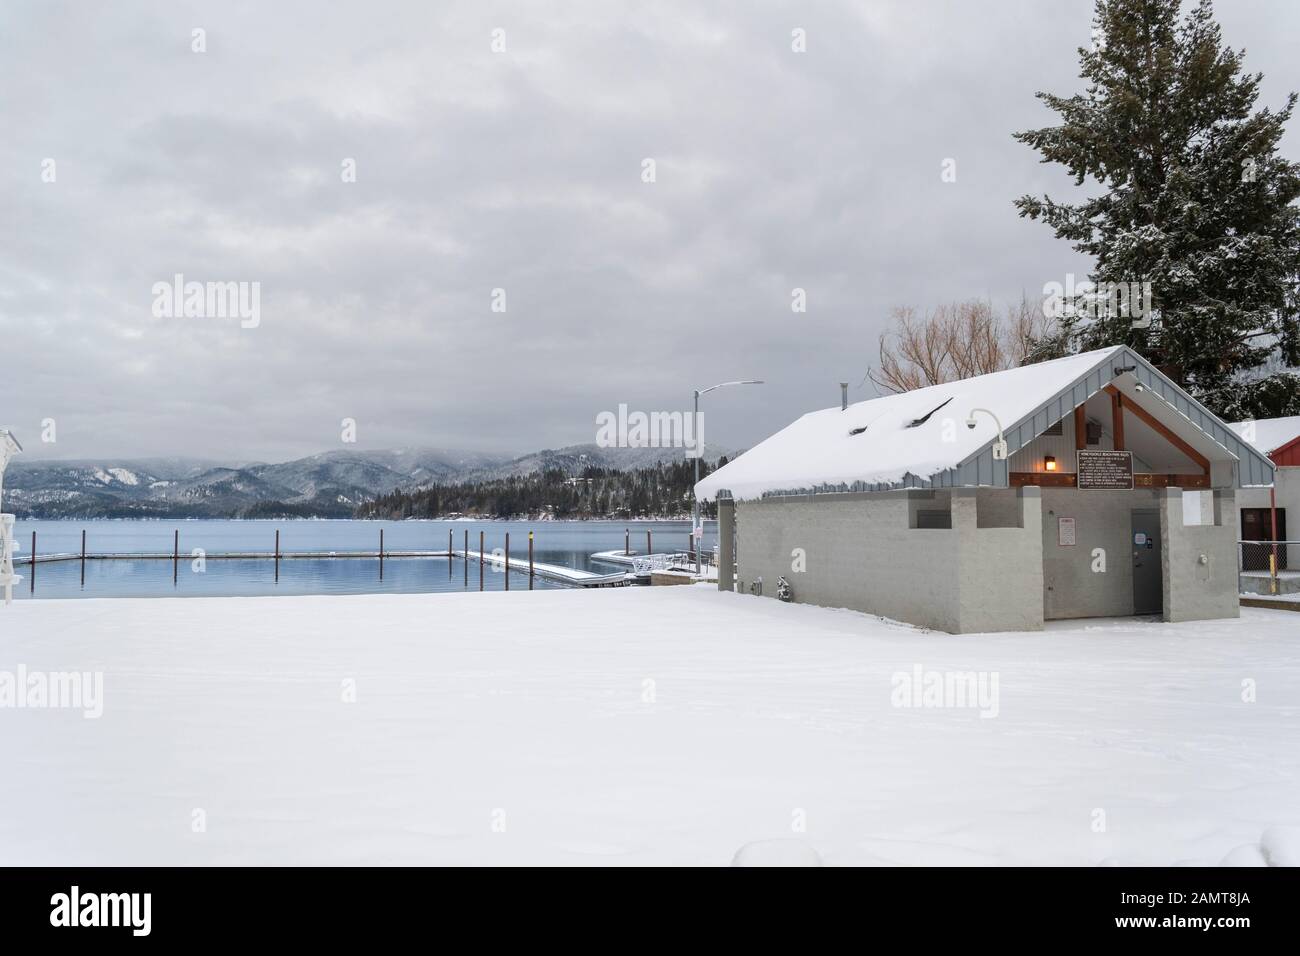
[1058,516,1076,547]
[1076,450,1134,490]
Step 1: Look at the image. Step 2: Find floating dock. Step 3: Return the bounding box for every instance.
[456,550,631,588]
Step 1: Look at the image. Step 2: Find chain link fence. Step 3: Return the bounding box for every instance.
[1238,541,1300,596]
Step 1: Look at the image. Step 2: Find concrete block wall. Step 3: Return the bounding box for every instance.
[955,488,1044,632]
[1160,488,1240,623]
[733,489,1044,634]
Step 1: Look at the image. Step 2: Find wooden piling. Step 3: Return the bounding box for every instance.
[505,533,510,590]
[30,531,36,592]
[625,528,629,556]
[463,529,468,586]
[275,529,280,583]
[646,530,652,556]
[80,529,86,587]
[479,530,484,591]
[449,528,453,579]
[528,531,534,590]
[173,529,178,585]
[379,528,384,579]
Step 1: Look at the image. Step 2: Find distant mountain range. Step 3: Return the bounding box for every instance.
[2,444,732,518]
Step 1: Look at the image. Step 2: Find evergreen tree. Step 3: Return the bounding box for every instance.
[1014,0,1300,418]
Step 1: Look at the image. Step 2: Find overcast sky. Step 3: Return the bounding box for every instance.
[3,0,1298,462]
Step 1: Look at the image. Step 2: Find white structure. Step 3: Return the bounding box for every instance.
[0,429,21,605]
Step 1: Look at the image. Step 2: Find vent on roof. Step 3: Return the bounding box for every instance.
[906,396,953,428]
[849,425,867,436]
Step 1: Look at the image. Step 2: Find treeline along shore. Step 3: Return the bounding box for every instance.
[357,459,723,521]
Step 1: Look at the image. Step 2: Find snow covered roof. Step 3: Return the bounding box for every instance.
[1228,416,1300,456]
[696,346,1274,501]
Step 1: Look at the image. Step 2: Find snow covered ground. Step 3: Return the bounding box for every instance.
[1,587,1297,866]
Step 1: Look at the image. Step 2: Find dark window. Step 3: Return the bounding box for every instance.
[916,510,952,529]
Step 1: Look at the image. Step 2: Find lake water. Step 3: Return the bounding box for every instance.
[9,519,714,600]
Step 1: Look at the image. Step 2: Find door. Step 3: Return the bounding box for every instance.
[1240,508,1287,571]
[1131,510,1162,615]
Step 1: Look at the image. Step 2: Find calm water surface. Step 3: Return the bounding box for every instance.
[10,519,714,600]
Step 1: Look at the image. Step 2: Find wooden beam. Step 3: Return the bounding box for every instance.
[1133,473,1211,489]
[1104,385,1209,474]
[1074,404,1087,450]
[1011,472,1077,487]
[1110,390,1125,451]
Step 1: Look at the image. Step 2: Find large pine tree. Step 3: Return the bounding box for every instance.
[1015,0,1300,419]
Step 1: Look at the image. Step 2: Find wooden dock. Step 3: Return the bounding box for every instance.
[456,550,631,588]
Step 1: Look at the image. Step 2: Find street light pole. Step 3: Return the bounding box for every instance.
[0,430,23,607]
[692,380,763,574]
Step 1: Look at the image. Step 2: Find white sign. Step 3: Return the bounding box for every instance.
[1134,532,1147,546]
[1058,517,1076,547]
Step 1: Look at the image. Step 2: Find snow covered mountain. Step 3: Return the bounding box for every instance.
[3,444,733,518]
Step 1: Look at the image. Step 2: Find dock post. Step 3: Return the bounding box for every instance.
[479,530,484,591]
[30,531,36,592]
[80,529,86,588]
[379,528,384,580]
[449,528,453,579]
[463,530,468,586]
[30,531,35,567]
[505,533,510,590]
[646,530,652,556]
[625,528,629,556]
[529,531,534,590]
[173,529,178,586]
[275,529,280,583]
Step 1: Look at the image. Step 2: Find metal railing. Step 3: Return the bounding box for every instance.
[1238,540,1299,596]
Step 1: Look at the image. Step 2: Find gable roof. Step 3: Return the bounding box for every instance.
[1228,415,1300,458]
[696,346,1275,501]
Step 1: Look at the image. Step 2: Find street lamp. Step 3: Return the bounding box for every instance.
[0,429,23,606]
[965,408,1008,460]
[693,380,763,573]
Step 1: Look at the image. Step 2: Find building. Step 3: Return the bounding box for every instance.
[695,347,1274,633]
[1229,415,1300,587]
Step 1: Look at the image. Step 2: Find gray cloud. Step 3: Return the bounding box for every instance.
[2,0,1298,461]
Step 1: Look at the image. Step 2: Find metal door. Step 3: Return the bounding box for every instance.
[1131,510,1162,615]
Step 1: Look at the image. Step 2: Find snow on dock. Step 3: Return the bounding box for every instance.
[457,550,631,587]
